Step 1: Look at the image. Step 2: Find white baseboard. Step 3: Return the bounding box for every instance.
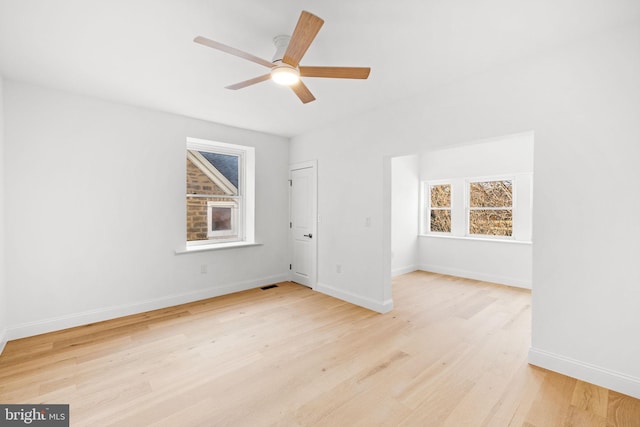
[529,347,640,399]
[6,273,289,341]
[315,282,393,314]
[418,263,531,289]
[0,328,7,356]
[392,265,418,277]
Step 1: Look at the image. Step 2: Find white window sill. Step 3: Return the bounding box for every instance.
[175,241,262,254]
[418,234,532,245]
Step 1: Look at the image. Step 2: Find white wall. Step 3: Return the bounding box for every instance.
[0,76,7,352]
[3,81,290,339]
[391,155,419,276]
[418,133,533,288]
[527,25,640,398]
[290,129,394,312]
[291,23,640,398]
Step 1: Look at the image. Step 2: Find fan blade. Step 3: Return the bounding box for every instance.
[194,36,274,69]
[291,81,316,104]
[225,74,272,90]
[282,11,324,67]
[299,66,371,79]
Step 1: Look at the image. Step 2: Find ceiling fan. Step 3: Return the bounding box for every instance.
[194,10,371,104]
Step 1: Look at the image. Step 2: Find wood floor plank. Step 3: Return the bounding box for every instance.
[573,380,609,418]
[480,363,548,427]
[1,274,639,426]
[523,369,577,426]
[607,391,640,427]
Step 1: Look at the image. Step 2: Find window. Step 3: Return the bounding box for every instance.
[427,183,452,233]
[420,175,526,241]
[467,179,513,237]
[207,200,238,238]
[186,138,255,247]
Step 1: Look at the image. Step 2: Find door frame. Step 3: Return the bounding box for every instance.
[289,160,318,289]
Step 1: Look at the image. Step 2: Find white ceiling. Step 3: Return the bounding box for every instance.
[1,0,638,137]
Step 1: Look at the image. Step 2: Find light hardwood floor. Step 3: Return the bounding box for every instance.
[1,271,639,426]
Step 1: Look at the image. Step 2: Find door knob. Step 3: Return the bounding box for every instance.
[304,233,313,238]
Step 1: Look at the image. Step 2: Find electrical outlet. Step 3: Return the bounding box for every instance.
[365,217,371,227]
[200,264,207,274]
[336,264,342,274]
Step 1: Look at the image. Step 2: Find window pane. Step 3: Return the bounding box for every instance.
[198,151,239,192]
[470,180,512,207]
[186,151,239,196]
[469,209,512,236]
[186,157,228,196]
[430,209,451,233]
[210,207,232,231]
[430,184,451,207]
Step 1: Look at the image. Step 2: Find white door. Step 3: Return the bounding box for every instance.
[289,161,317,288]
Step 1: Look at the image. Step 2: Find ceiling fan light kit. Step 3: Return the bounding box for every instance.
[194,10,371,103]
[270,63,300,86]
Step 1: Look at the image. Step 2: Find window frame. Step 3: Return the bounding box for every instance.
[465,176,515,240]
[186,137,255,249]
[422,180,453,235]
